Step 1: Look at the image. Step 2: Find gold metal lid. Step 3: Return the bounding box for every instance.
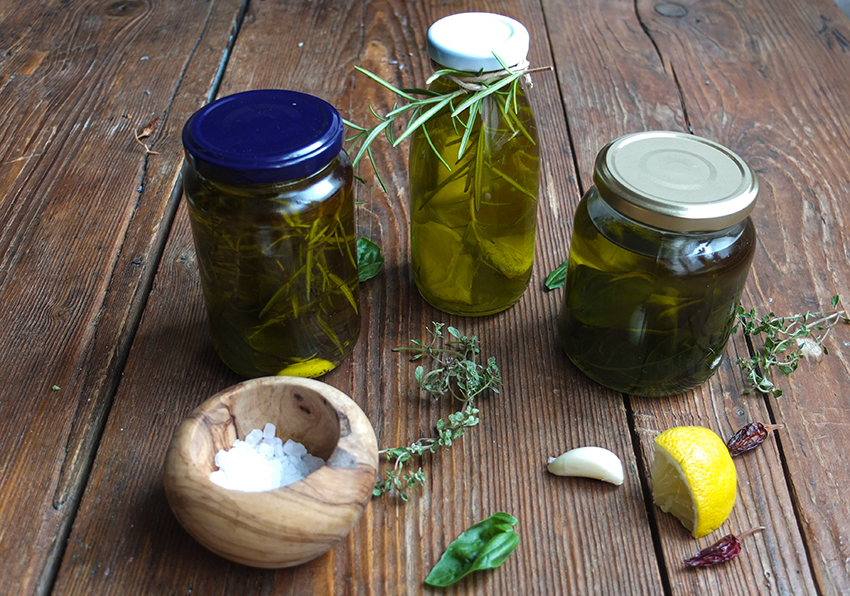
[593,131,758,232]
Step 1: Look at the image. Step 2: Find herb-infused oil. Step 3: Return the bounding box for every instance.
[558,131,758,396]
[409,13,540,316]
[182,90,359,378]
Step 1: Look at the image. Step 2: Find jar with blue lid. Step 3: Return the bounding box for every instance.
[558,131,758,396]
[182,89,359,379]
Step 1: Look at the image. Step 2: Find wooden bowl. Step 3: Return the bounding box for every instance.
[163,376,378,568]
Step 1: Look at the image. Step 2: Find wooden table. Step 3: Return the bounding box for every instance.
[2,0,849,593]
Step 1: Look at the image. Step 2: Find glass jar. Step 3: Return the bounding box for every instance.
[408,12,540,316]
[558,131,758,396]
[182,89,360,379]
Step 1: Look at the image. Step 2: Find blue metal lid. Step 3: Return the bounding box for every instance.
[182,89,344,185]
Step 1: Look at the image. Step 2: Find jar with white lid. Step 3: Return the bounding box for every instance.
[558,131,758,396]
[408,12,540,316]
[182,89,359,379]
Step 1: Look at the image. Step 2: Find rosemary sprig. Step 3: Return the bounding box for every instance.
[345,55,547,190]
[374,323,502,501]
[734,294,849,397]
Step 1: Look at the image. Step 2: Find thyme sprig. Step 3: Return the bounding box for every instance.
[374,323,502,501]
[734,295,849,397]
[345,55,549,191]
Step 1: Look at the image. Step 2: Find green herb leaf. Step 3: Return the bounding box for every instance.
[424,512,520,587]
[735,295,848,397]
[373,323,502,501]
[356,237,384,282]
[347,55,547,191]
[544,260,568,290]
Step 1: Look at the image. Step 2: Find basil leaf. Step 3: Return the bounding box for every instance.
[357,237,384,282]
[544,259,568,290]
[424,512,519,587]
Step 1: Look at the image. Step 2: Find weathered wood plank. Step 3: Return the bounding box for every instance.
[0,0,246,593]
[546,0,823,594]
[57,0,667,594]
[536,2,836,594]
[632,0,850,593]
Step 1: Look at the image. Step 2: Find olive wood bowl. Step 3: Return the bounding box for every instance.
[163,376,378,568]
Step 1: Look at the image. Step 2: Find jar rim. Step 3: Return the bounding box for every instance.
[182,90,343,185]
[594,131,758,232]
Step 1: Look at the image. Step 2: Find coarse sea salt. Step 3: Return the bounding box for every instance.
[209,423,325,492]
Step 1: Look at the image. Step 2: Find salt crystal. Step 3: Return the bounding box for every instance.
[257,442,274,459]
[245,428,262,446]
[283,439,307,458]
[293,458,309,478]
[303,453,325,474]
[209,424,326,491]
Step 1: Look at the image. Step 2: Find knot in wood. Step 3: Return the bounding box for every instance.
[654,2,688,18]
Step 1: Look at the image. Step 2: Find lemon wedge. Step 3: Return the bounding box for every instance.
[414,221,474,305]
[278,358,335,378]
[651,426,737,538]
[479,233,533,279]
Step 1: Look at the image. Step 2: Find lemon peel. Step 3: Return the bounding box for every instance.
[415,221,475,305]
[277,358,335,378]
[651,426,737,538]
[479,233,533,279]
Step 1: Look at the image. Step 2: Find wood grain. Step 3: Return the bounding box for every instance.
[637,0,850,593]
[163,377,378,569]
[0,0,845,593]
[0,0,245,593]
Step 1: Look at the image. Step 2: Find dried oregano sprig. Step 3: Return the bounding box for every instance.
[373,323,502,501]
[345,55,551,191]
[734,294,848,397]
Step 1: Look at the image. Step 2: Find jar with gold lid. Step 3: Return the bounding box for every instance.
[558,131,758,396]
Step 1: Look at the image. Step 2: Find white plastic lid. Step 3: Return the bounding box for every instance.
[427,12,530,72]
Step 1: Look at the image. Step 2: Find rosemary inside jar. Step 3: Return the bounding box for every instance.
[408,72,540,315]
[184,157,360,378]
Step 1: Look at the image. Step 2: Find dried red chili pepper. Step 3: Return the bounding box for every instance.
[726,422,784,456]
[684,527,764,567]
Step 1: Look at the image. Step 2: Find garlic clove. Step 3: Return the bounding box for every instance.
[547,446,624,485]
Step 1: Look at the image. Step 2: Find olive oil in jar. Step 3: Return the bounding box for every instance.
[182,90,360,378]
[409,13,540,316]
[558,132,758,396]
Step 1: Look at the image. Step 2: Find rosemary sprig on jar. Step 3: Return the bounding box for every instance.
[344,55,552,191]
